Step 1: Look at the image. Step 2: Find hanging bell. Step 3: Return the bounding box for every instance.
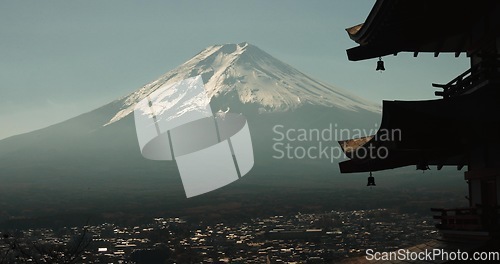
[376,57,385,71]
[367,172,376,186]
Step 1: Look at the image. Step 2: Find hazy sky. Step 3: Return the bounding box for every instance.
[0,0,469,139]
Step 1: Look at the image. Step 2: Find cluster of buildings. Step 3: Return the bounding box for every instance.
[1,209,438,263]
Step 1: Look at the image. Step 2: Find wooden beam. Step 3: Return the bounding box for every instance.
[432,83,447,88]
[434,40,444,58]
[454,34,467,58]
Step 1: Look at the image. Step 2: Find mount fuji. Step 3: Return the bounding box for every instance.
[0,43,381,218]
[106,42,378,126]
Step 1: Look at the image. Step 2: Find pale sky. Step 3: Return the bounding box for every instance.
[0,0,469,139]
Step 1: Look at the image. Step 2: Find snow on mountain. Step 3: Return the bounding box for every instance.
[106,42,379,126]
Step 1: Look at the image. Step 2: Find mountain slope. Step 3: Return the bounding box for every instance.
[0,42,381,183]
[107,42,378,125]
[0,43,381,218]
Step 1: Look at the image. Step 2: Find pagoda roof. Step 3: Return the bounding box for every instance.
[338,86,500,173]
[346,0,500,61]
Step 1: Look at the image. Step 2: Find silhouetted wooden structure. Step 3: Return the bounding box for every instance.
[340,0,500,240]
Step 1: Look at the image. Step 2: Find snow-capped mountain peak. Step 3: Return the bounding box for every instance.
[106,42,379,126]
